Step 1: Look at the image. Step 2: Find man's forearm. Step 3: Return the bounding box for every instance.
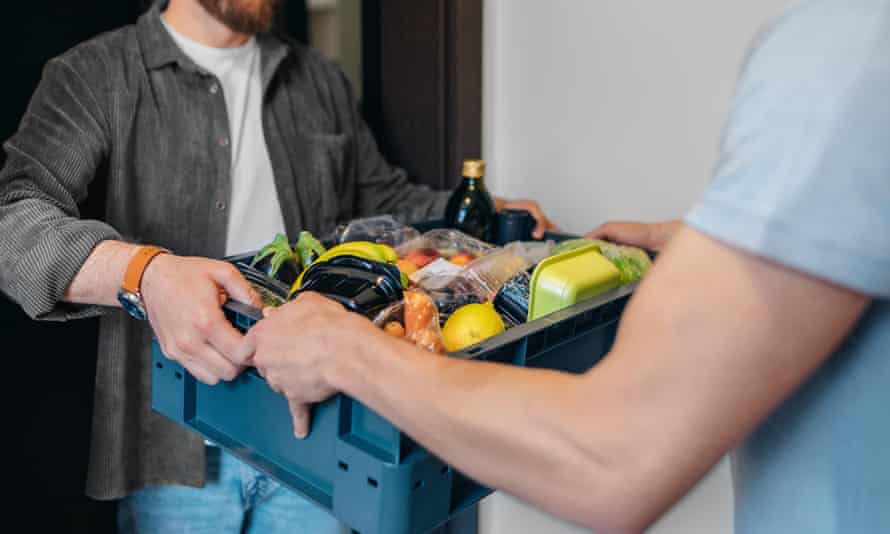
[64,240,141,307]
[325,226,869,533]
[328,335,626,532]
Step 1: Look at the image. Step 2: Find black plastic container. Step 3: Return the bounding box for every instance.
[296,255,404,317]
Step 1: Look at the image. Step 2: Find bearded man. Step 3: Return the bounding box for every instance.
[0,0,551,531]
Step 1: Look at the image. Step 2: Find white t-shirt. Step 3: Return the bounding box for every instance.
[162,16,287,256]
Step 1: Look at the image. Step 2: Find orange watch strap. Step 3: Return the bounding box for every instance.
[122,246,169,294]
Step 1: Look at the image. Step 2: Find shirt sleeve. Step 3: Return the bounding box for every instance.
[0,52,121,320]
[685,4,890,298]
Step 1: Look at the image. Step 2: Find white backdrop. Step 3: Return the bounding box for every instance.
[479,1,794,533]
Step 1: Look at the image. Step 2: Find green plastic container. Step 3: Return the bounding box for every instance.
[528,244,622,321]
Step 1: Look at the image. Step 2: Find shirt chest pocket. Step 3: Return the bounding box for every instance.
[299,132,350,231]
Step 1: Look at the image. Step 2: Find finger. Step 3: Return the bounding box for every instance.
[289,399,311,439]
[230,329,258,367]
[526,205,548,239]
[183,360,222,386]
[187,342,242,382]
[211,263,263,308]
[206,311,250,365]
[585,223,623,242]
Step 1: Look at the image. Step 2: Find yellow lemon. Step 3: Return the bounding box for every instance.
[441,302,506,352]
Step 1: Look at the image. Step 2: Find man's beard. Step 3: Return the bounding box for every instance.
[197,0,281,34]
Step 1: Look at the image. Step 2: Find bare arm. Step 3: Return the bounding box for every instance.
[64,240,140,307]
[247,226,868,533]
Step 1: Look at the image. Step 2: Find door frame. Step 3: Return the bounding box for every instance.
[362,0,483,191]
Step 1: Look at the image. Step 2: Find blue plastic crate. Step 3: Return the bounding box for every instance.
[151,224,635,534]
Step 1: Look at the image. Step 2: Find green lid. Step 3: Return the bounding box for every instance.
[528,243,622,321]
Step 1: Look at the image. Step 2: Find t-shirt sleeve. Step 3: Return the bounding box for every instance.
[685,3,890,298]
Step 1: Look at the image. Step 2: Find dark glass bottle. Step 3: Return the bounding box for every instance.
[445,159,496,242]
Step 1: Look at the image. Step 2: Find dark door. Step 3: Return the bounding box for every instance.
[362,0,483,191]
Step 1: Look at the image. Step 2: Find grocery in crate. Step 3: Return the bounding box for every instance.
[153,216,646,534]
[235,214,653,354]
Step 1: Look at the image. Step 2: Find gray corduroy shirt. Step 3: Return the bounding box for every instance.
[0,3,448,500]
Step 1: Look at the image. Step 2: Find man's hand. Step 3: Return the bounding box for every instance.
[142,254,262,385]
[586,220,682,252]
[237,292,374,438]
[496,198,558,239]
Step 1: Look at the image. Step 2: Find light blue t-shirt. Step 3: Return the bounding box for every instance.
[685,1,890,532]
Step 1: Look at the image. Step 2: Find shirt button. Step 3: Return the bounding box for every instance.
[216,200,226,211]
[209,83,219,95]
[219,137,230,147]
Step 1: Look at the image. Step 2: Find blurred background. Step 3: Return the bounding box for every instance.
[1,1,795,532]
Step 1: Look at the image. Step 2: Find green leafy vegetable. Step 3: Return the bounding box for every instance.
[251,234,299,278]
[296,231,327,268]
[593,240,652,283]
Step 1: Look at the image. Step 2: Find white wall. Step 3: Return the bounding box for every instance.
[483,0,792,232]
[480,1,793,533]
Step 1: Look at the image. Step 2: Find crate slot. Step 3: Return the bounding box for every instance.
[156,362,163,369]
[413,480,424,491]
[367,477,379,488]
[338,461,349,472]
[175,371,183,380]
[545,321,575,348]
[573,309,599,332]
[440,466,451,476]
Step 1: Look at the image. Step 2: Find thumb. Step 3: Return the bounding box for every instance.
[211,263,263,308]
[289,399,311,439]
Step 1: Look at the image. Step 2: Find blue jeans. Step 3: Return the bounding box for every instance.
[118,447,348,534]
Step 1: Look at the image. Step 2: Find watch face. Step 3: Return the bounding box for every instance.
[118,289,147,320]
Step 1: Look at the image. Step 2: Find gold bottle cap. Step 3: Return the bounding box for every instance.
[462,159,485,178]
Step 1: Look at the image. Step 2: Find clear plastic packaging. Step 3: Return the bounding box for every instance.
[419,276,484,324]
[411,248,531,326]
[396,229,495,263]
[373,290,446,354]
[408,258,464,289]
[330,215,421,248]
[493,270,531,327]
[460,248,533,303]
[504,240,557,266]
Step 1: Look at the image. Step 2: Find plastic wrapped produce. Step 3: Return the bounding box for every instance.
[396,229,494,267]
[420,276,483,323]
[493,269,531,327]
[503,240,557,265]
[460,247,533,303]
[329,215,421,248]
[372,290,446,354]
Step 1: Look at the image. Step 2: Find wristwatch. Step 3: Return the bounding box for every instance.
[117,245,170,320]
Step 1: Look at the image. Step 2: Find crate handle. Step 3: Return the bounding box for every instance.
[223,299,265,323]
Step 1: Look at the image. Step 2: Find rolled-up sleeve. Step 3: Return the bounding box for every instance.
[0,54,121,320]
